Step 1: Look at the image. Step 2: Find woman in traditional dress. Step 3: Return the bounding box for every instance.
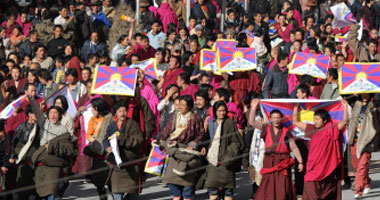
[159,95,206,200]
[204,101,244,200]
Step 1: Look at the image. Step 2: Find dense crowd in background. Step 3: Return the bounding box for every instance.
[0,0,379,200]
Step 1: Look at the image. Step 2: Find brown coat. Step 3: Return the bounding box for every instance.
[347,101,380,158]
[348,24,380,62]
[32,132,75,197]
[108,118,144,194]
[204,118,244,189]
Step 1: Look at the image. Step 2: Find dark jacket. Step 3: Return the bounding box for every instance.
[11,122,40,162]
[191,2,217,28]
[103,118,144,194]
[263,64,289,98]
[18,39,43,58]
[0,134,11,168]
[81,40,107,62]
[47,37,68,58]
[205,118,244,189]
[250,0,271,15]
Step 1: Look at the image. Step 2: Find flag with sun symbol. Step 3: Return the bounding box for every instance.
[217,47,257,72]
[200,49,220,75]
[129,58,158,80]
[289,52,330,79]
[212,39,237,51]
[339,62,380,94]
[260,99,346,146]
[91,66,138,96]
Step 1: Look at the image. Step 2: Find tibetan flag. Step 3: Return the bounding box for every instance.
[289,52,330,79]
[260,99,346,145]
[335,36,347,43]
[144,144,168,176]
[213,39,237,51]
[330,2,356,28]
[91,66,137,96]
[0,94,26,119]
[200,49,218,73]
[130,58,158,80]
[46,86,78,119]
[339,62,380,94]
[217,47,257,72]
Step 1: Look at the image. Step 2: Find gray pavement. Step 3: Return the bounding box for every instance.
[63,152,380,200]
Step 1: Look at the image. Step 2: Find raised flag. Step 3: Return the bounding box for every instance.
[213,39,237,51]
[335,35,347,43]
[46,86,78,119]
[330,2,357,28]
[91,66,138,96]
[339,62,380,94]
[260,99,346,145]
[144,144,168,176]
[130,58,158,80]
[200,49,220,75]
[217,47,257,72]
[0,94,26,119]
[289,52,330,79]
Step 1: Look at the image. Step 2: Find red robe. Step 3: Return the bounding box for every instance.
[180,84,199,99]
[161,68,184,97]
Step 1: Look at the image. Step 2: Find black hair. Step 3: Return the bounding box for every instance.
[118,34,128,43]
[81,67,92,74]
[314,109,331,122]
[152,19,162,26]
[296,84,311,97]
[179,95,194,110]
[195,90,210,102]
[171,56,182,65]
[299,74,313,85]
[270,109,283,118]
[11,65,21,72]
[87,53,98,61]
[212,100,228,119]
[54,95,69,113]
[134,33,143,40]
[37,68,53,81]
[199,83,213,92]
[215,88,231,102]
[277,53,289,62]
[28,69,38,78]
[200,74,210,81]
[308,44,319,53]
[328,68,338,80]
[24,104,33,116]
[112,101,129,115]
[227,8,236,16]
[53,25,63,31]
[324,44,336,54]
[65,68,79,78]
[90,98,109,117]
[0,119,5,132]
[34,44,46,52]
[156,47,166,57]
[182,51,193,63]
[178,73,191,84]
[24,83,36,92]
[369,38,379,46]
[47,106,64,121]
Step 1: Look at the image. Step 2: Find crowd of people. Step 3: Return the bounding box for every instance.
[0,0,380,200]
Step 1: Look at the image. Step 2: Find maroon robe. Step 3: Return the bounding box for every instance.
[6,78,27,99]
[161,67,184,97]
[229,72,261,104]
[180,84,199,99]
[255,125,296,200]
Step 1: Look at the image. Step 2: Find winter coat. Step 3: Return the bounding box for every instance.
[320,83,340,100]
[81,40,108,62]
[104,119,144,194]
[204,118,244,189]
[347,101,380,158]
[191,2,217,28]
[32,132,75,197]
[263,64,289,98]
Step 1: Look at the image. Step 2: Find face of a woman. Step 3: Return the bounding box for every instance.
[91,105,99,117]
[67,75,77,84]
[179,100,189,115]
[179,29,187,38]
[116,106,127,122]
[65,45,73,56]
[168,32,176,41]
[174,99,180,111]
[138,69,145,83]
[27,72,37,83]
[195,96,206,108]
[121,37,129,46]
[13,28,20,36]
[216,105,227,120]
[54,99,63,109]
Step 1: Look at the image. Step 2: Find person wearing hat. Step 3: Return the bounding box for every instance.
[195,24,206,48]
[89,0,111,29]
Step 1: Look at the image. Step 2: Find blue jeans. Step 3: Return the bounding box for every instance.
[167,184,195,199]
[46,195,59,200]
[113,193,123,200]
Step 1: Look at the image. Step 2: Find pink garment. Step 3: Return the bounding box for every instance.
[211,0,220,14]
[16,15,32,37]
[181,84,199,99]
[333,26,350,36]
[149,6,158,18]
[141,84,160,138]
[293,9,302,27]
[1,21,15,37]
[287,74,298,95]
[268,59,278,71]
[157,2,179,33]
[210,75,224,93]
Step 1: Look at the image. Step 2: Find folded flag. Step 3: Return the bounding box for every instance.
[144,144,168,176]
[330,2,357,28]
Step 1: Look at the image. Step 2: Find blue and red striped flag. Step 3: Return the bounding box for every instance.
[144,144,168,176]
[0,94,27,119]
[260,99,346,145]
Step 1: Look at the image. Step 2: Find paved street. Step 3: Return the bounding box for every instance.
[63,152,380,200]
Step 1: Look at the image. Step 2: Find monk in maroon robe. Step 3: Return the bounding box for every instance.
[159,56,184,97]
[249,99,303,200]
[293,102,348,200]
[229,71,261,104]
